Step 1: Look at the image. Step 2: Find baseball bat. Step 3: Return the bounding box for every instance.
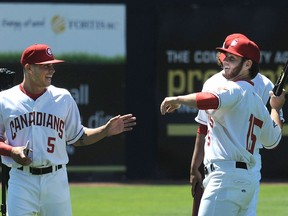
[192,183,203,216]
[24,140,31,157]
[273,59,288,96]
[1,163,7,216]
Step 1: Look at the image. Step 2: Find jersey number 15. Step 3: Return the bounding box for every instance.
[246,114,263,154]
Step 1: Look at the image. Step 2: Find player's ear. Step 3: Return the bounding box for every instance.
[24,64,32,71]
[244,59,252,69]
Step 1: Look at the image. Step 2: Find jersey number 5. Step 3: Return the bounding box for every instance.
[246,114,263,154]
[47,137,56,153]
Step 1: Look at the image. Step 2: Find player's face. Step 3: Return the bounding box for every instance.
[222,53,245,81]
[30,64,55,88]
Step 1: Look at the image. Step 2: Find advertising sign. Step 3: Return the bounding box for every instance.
[0,3,125,63]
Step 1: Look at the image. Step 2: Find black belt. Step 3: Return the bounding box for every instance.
[235,161,247,169]
[18,165,62,175]
[204,162,247,175]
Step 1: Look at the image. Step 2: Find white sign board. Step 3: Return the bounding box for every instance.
[0,3,126,63]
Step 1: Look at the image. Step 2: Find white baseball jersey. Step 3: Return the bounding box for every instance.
[195,71,279,160]
[0,85,84,167]
[196,71,275,125]
[200,79,281,168]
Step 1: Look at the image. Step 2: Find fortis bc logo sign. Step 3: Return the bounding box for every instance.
[51,15,66,34]
[50,15,117,34]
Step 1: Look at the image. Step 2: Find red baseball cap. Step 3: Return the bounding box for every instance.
[216,37,260,63]
[219,33,249,62]
[21,44,64,66]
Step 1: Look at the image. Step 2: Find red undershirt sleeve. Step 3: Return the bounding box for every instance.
[197,124,208,135]
[196,92,219,110]
[0,141,12,156]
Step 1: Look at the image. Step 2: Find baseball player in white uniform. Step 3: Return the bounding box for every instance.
[0,44,136,216]
[190,33,284,216]
[160,37,285,215]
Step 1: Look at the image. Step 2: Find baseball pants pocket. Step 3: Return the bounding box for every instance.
[198,170,257,216]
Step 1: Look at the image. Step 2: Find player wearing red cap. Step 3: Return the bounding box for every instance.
[0,44,136,216]
[160,37,285,215]
[190,33,284,216]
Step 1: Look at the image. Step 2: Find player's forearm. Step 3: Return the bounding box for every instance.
[73,126,108,147]
[270,108,283,129]
[190,124,206,184]
[190,133,205,173]
[178,92,219,109]
[0,141,12,156]
[160,92,218,115]
[176,93,198,107]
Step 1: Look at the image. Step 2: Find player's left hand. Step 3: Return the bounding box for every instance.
[106,114,136,136]
[270,89,286,111]
[160,96,181,115]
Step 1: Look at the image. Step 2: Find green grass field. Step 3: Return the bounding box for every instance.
[1,182,287,215]
[69,182,288,216]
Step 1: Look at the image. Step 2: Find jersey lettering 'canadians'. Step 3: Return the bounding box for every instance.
[10,112,64,139]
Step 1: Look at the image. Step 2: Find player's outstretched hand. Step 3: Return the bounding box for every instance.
[270,89,286,111]
[10,146,32,166]
[160,96,181,115]
[106,114,136,136]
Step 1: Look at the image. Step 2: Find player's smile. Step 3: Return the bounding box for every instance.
[222,54,244,80]
[223,66,230,71]
[38,64,55,85]
[222,64,234,79]
[45,76,53,83]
